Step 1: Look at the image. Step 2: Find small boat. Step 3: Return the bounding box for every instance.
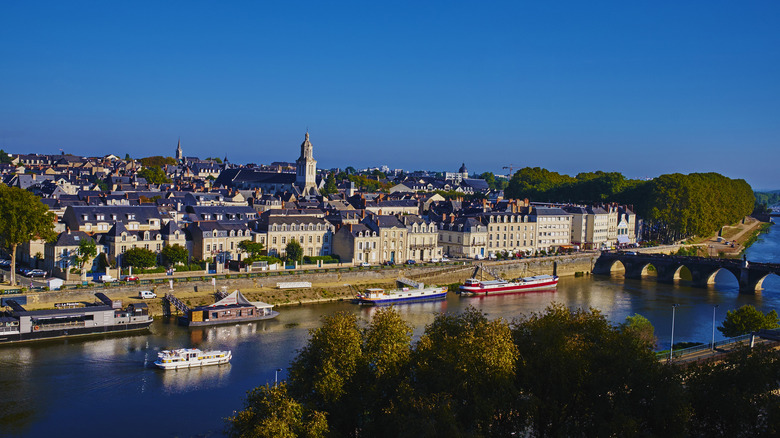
[154,348,232,370]
[354,277,447,305]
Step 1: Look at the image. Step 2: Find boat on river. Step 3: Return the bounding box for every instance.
[354,277,447,305]
[154,348,232,370]
[0,293,152,344]
[167,290,279,327]
[459,264,558,296]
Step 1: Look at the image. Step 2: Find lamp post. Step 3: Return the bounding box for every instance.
[275,368,283,386]
[711,305,719,352]
[670,304,679,361]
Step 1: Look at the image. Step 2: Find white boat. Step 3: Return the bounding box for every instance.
[354,277,447,305]
[154,348,232,370]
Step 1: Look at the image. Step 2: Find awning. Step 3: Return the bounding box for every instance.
[617,235,630,244]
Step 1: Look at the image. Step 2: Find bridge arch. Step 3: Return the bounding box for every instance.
[699,267,740,288]
[752,272,780,292]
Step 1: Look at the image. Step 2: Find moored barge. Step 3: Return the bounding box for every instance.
[0,293,153,344]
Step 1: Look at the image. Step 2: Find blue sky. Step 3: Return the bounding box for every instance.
[1,1,779,189]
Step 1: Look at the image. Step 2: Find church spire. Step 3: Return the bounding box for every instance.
[176,138,183,163]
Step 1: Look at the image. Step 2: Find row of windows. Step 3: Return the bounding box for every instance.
[271,235,328,245]
[204,229,247,238]
[270,224,330,232]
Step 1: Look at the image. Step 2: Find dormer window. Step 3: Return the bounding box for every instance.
[82,215,88,220]
[96,214,104,220]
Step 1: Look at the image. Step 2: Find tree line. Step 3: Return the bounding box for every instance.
[226,305,780,438]
[504,168,754,243]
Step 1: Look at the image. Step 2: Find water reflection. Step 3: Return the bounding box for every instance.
[158,363,232,394]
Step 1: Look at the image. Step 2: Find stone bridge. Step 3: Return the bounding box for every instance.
[593,252,780,294]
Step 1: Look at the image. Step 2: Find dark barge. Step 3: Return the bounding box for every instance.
[0,293,153,344]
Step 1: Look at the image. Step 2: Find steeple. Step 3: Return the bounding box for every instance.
[176,138,183,163]
[296,131,318,195]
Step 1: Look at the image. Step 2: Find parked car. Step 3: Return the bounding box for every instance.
[430,258,440,263]
[360,262,371,267]
[441,257,450,262]
[99,275,116,282]
[405,260,416,265]
[0,259,11,267]
[138,290,157,299]
[26,269,47,277]
[122,275,139,281]
[382,261,395,266]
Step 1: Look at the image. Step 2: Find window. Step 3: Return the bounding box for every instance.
[272,237,277,244]
[206,244,211,252]
[281,237,286,244]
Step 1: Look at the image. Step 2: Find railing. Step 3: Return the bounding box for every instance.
[656,333,753,360]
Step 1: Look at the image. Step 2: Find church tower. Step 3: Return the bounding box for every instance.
[175,138,183,164]
[295,132,318,195]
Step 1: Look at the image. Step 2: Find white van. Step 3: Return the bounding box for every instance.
[138,290,157,299]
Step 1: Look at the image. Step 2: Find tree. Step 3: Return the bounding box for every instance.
[512,303,687,437]
[621,313,657,348]
[226,383,328,438]
[124,153,131,161]
[238,240,264,262]
[285,239,303,264]
[0,149,13,164]
[137,166,170,184]
[321,173,338,196]
[717,304,780,337]
[76,237,97,281]
[684,344,780,437]
[0,186,57,285]
[161,244,188,267]
[139,156,177,167]
[122,247,158,268]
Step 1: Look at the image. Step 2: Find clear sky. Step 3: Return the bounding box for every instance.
[1,1,779,190]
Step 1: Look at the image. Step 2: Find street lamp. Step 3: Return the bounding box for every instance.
[275,368,283,386]
[711,305,719,352]
[670,304,679,361]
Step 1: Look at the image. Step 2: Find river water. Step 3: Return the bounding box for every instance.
[1,223,779,437]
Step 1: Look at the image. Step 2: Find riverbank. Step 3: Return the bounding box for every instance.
[5,253,600,314]
[679,216,770,257]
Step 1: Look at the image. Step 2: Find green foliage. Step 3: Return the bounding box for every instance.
[205,157,223,163]
[139,156,177,168]
[621,313,657,348]
[717,304,780,337]
[346,174,391,193]
[284,239,303,263]
[754,190,780,208]
[0,185,57,285]
[76,238,97,274]
[161,244,188,266]
[230,303,780,437]
[683,345,780,437]
[137,166,170,184]
[122,247,158,268]
[238,240,265,261]
[505,167,754,243]
[321,173,338,196]
[513,303,686,437]
[0,149,13,164]
[225,383,328,438]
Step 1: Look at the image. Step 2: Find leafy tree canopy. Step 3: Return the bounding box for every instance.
[139,156,177,167]
[138,166,170,185]
[0,186,57,285]
[284,239,303,263]
[122,247,158,268]
[718,304,780,337]
[161,244,188,267]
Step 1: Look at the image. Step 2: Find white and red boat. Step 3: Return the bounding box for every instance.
[459,265,558,296]
[459,275,558,295]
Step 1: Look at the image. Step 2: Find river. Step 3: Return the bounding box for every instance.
[1,223,779,437]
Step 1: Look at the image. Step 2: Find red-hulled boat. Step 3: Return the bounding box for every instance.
[459,274,558,296]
